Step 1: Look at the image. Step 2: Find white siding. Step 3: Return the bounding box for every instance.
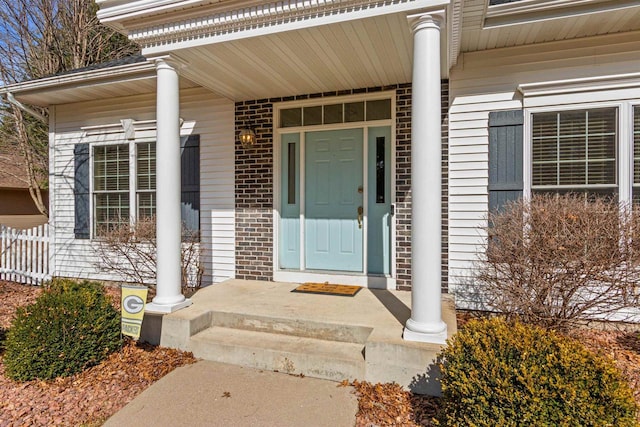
[448,32,640,308]
[51,87,235,284]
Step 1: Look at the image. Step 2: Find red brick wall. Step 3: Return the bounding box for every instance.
[235,83,449,291]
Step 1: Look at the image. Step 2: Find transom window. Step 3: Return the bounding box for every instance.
[531,107,617,196]
[279,99,391,128]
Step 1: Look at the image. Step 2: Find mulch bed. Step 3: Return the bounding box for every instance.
[0,281,196,426]
[351,317,640,426]
[1,281,639,426]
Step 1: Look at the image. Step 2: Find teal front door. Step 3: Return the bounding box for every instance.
[305,129,364,272]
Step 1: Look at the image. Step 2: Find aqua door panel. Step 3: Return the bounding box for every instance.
[305,129,363,272]
[367,126,392,275]
[279,133,300,269]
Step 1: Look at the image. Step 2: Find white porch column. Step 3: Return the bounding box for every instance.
[146,58,191,313]
[403,13,447,344]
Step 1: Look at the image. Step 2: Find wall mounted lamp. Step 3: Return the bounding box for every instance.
[239,127,257,148]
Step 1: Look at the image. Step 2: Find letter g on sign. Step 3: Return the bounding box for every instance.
[123,295,145,314]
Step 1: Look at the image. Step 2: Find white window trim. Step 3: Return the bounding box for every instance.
[523,99,640,205]
[272,91,397,289]
[89,136,155,238]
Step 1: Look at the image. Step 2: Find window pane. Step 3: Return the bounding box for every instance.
[376,137,385,203]
[137,142,156,191]
[558,135,586,161]
[94,193,129,235]
[324,104,343,124]
[93,144,129,191]
[588,108,617,134]
[559,162,586,185]
[532,163,557,186]
[588,160,616,185]
[366,99,391,121]
[303,106,322,126]
[280,108,302,128]
[345,102,364,122]
[532,112,557,139]
[138,192,155,218]
[532,187,618,202]
[559,111,585,136]
[288,143,296,205]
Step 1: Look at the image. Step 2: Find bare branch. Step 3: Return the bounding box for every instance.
[475,193,640,331]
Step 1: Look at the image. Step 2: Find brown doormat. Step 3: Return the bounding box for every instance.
[292,282,362,297]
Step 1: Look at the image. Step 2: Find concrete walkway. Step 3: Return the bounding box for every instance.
[104,360,358,427]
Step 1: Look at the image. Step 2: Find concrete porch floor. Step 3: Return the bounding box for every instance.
[146,279,457,395]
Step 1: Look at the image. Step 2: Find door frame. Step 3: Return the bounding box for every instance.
[272,91,397,289]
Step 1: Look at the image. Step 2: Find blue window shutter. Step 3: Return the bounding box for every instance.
[74,143,90,239]
[181,135,200,232]
[488,110,523,212]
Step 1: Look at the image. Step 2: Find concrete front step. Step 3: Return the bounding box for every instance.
[190,326,366,382]
[211,311,373,343]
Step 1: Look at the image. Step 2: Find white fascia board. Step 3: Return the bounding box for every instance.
[0,61,156,98]
[139,0,450,56]
[517,72,640,98]
[97,0,209,23]
[485,0,640,28]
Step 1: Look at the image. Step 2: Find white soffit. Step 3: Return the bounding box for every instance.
[169,12,417,101]
[95,0,454,100]
[99,0,449,51]
[460,0,640,52]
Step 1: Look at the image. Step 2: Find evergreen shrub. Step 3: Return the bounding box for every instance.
[437,318,638,426]
[4,279,121,381]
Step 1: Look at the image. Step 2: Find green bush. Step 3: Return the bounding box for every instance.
[3,278,121,381]
[437,318,638,427]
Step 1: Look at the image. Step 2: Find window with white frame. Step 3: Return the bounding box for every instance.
[93,142,157,236]
[531,107,617,197]
[93,144,130,234]
[92,138,200,237]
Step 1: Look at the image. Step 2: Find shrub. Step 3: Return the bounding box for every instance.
[437,318,638,427]
[477,193,640,330]
[3,278,121,381]
[95,215,204,292]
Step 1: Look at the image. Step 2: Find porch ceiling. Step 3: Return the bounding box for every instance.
[460,0,640,52]
[169,13,416,101]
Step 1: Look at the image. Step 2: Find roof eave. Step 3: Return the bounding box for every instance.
[0,60,157,107]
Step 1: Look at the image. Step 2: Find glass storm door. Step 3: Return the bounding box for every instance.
[305,129,364,271]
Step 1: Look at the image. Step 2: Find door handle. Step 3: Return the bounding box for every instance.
[357,206,363,229]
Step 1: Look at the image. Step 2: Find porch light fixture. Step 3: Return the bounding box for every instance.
[239,127,257,148]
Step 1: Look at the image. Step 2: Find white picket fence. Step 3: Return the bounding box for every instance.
[0,224,51,285]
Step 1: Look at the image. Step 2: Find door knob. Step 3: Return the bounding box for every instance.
[357,206,363,229]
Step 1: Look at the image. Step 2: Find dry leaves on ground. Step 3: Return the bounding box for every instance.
[352,318,640,426]
[0,280,196,426]
[0,281,41,329]
[568,327,640,407]
[349,380,440,427]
